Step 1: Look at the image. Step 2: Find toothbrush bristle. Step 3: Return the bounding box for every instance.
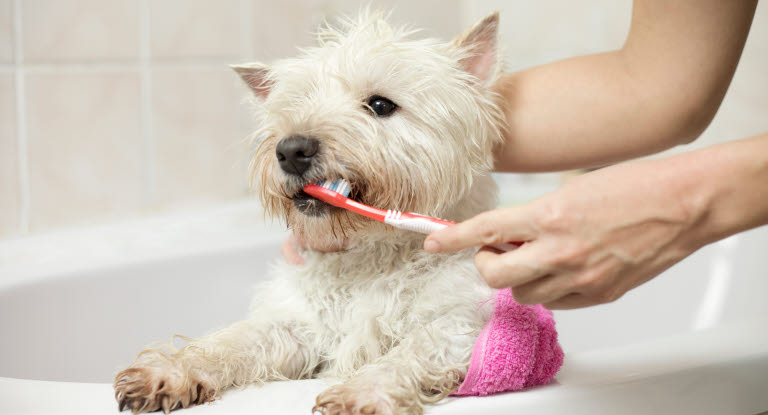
[315,179,351,197]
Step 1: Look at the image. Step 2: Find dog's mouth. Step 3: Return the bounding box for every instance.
[291,189,330,217]
[290,180,364,217]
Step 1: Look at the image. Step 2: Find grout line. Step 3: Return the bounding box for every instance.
[12,0,29,234]
[139,0,156,207]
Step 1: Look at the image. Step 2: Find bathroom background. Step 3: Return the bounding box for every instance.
[0,0,766,238]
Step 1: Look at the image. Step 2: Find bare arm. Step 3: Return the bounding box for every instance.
[426,133,768,309]
[686,133,768,246]
[494,0,757,172]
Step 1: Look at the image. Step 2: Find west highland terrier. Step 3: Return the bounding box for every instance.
[115,10,509,414]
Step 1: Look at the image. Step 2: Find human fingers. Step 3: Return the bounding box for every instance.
[281,235,305,265]
[424,206,537,253]
[510,251,627,305]
[541,293,599,310]
[509,272,576,305]
[473,243,551,289]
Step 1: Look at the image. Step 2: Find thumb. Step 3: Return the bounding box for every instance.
[424,205,536,253]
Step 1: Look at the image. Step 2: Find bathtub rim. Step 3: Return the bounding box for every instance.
[1,319,767,415]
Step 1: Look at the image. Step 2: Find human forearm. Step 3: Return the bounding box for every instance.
[494,0,757,172]
[493,52,673,171]
[682,133,768,248]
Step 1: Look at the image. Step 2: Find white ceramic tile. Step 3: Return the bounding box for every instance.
[150,0,242,59]
[22,0,140,62]
[390,0,462,39]
[151,67,250,207]
[251,1,321,61]
[460,0,632,70]
[0,0,12,63]
[0,73,18,236]
[326,0,462,40]
[253,0,462,59]
[25,71,144,231]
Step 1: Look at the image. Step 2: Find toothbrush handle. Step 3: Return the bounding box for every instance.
[302,185,522,251]
[385,211,522,252]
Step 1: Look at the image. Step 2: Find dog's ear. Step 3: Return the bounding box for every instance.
[452,12,501,85]
[231,63,272,100]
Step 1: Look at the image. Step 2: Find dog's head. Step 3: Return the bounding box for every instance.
[234,11,505,243]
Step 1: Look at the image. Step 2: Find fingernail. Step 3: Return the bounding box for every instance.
[424,239,441,253]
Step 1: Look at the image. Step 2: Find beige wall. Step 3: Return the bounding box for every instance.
[1,1,766,237]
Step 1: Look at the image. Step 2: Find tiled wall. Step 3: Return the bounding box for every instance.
[0,0,461,237]
[1,1,766,237]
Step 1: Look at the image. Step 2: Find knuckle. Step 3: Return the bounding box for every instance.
[574,269,604,291]
[474,210,511,245]
[478,223,502,246]
[536,201,571,231]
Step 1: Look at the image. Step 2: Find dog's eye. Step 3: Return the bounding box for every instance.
[366,95,398,117]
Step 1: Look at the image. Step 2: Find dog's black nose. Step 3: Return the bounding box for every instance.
[275,136,319,176]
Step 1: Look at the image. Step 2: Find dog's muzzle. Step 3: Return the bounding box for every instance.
[291,189,330,217]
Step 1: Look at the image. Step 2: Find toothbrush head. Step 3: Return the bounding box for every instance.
[315,179,352,198]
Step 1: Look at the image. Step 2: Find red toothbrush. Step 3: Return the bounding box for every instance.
[303,179,522,251]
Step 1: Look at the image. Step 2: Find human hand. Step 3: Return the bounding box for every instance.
[423,159,707,309]
[281,233,348,265]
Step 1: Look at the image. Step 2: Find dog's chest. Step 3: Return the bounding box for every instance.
[309,268,422,340]
[293,252,439,360]
[272,241,485,375]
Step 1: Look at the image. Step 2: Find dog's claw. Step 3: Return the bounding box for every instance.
[161,395,171,414]
[113,364,217,413]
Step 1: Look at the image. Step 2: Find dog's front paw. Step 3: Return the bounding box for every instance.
[313,383,398,415]
[114,365,216,413]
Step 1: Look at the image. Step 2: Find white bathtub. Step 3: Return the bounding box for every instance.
[1,206,767,415]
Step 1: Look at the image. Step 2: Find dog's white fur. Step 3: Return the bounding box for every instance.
[115,10,506,415]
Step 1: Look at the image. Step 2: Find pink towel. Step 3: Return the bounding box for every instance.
[452,289,564,396]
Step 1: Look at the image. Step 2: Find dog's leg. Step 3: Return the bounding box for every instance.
[314,319,475,415]
[114,319,315,413]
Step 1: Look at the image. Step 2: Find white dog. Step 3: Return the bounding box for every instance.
[115,10,506,415]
